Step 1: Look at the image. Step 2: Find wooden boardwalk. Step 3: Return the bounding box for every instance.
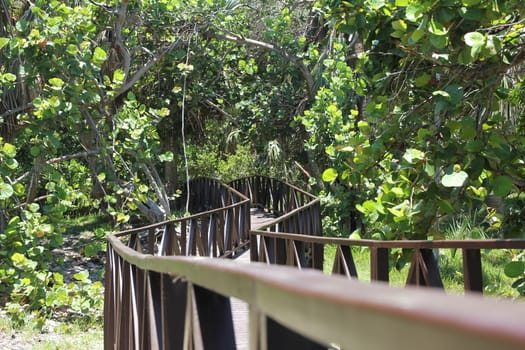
[230,208,275,349]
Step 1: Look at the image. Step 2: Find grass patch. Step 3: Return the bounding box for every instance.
[0,313,103,349]
[324,244,521,297]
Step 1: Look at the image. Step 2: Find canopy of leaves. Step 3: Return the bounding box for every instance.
[299,0,525,240]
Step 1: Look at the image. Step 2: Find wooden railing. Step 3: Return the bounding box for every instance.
[104,233,525,350]
[176,177,250,214]
[116,178,250,258]
[105,176,525,349]
[230,176,323,269]
[229,176,316,215]
[250,230,525,294]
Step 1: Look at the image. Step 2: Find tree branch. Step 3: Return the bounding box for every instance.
[202,99,240,127]
[206,32,315,97]
[13,150,99,184]
[114,0,131,78]
[87,0,118,14]
[0,102,33,119]
[113,38,184,100]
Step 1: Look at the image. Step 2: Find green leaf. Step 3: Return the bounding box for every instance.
[38,224,54,234]
[409,29,425,44]
[464,32,485,48]
[2,142,16,157]
[322,168,338,182]
[403,148,425,164]
[428,17,447,36]
[493,176,513,197]
[460,7,483,21]
[429,34,448,49]
[92,47,107,66]
[511,277,525,289]
[441,170,468,187]
[48,77,64,89]
[2,73,16,82]
[392,20,407,32]
[433,90,450,98]
[113,69,125,83]
[159,151,174,162]
[0,183,14,200]
[405,3,426,22]
[0,37,8,50]
[465,140,483,153]
[504,261,525,278]
[66,44,79,55]
[349,229,362,239]
[462,0,481,6]
[30,146,41,156]
[357,120,370,134]
[73,270,90,282]
[116,212,129,223]
[415,73,431,87]
[5,157,18,170]
[11,252,27,266]
[28,203,40,212]
[388,207,404,218]
[439,200,454,214]
[368,0,386,10]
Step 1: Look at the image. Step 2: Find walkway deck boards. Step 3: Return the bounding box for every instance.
[230,208,275,349]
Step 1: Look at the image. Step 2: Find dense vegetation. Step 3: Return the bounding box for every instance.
[0,0,524,328]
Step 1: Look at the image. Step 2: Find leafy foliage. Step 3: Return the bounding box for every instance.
[1,0,525,326]
[299,0,525,242]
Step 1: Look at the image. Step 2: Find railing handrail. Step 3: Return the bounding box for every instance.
[115,199,250,238]
[255,197,321,230]
[107,233,525,350]
[230,175,317,200]
[251,229,525,249]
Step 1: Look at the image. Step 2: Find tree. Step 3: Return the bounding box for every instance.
[299,0,525,239]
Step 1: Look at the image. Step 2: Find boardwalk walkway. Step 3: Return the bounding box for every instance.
[105,176,525,350]
[230,208,275,349]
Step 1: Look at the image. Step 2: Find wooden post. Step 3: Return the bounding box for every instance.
[371,247,389,282]
[463,248,483,293]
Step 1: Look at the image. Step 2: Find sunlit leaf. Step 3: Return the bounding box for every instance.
[159,151,174,162]
[392,20,407,32]
[0,37,8,50]
[2,143,16,157]
[464,32,485,48]
[405,3,426,21]
[403,148,425,164]
[48,77,64,89]
[428,17,447,36]
[441,170,468,187]
[92,47,107,66]
[73,270,90,282]
[0,183,14,200]
[462,0,481,6]
[322,168,338,182]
